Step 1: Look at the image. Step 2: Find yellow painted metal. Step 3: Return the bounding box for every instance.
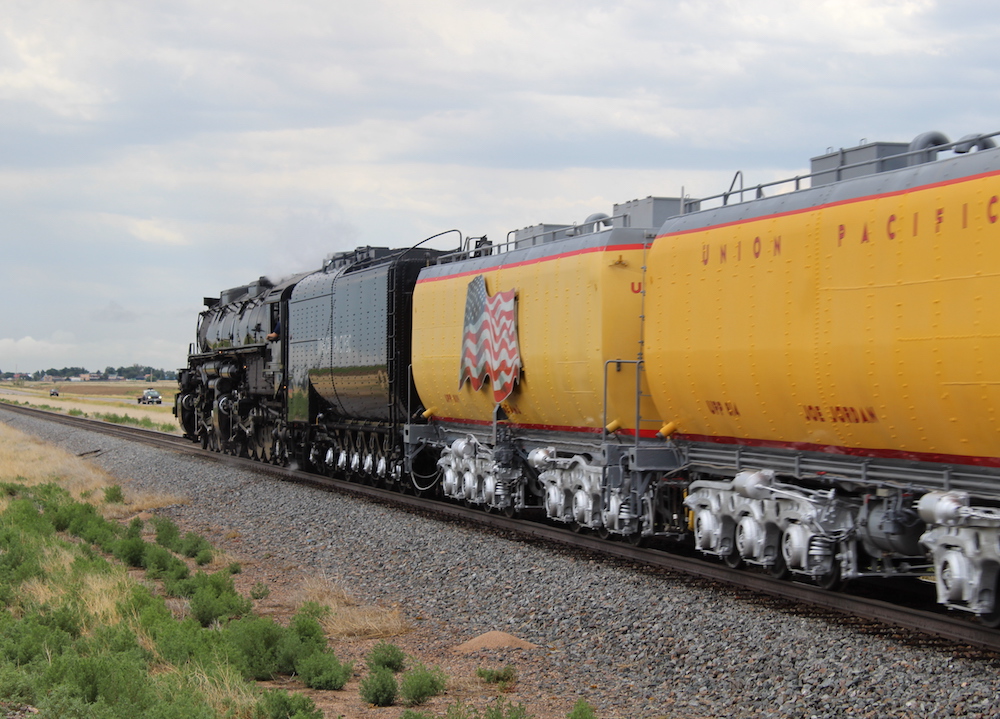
[412,244,658,433]
[644,173,1000,461]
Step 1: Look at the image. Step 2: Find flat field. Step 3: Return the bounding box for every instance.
[0,380,180,432]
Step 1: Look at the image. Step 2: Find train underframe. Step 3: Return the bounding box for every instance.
[411,424,1000,623]
[177,362,1000,623]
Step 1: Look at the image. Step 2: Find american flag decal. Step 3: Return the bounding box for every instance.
[459,275,521,403]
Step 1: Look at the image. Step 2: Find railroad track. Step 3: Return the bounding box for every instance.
[4,401,999,654]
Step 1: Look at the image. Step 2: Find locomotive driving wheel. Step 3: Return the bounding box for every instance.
[252,422,272,463]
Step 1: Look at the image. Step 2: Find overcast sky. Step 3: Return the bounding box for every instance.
[1,0,997,374]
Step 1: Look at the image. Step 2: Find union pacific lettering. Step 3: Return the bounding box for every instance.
[701,236,782,265]
[670,170,1000,267]
[835,195,999,246]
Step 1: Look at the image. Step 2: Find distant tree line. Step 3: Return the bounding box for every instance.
[0,365,177,382]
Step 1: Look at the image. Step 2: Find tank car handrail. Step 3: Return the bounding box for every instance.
[601,358,646,451]
[681,129,1000,215]
[435,209,646,264]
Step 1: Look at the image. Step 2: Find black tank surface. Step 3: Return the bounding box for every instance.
[286,246,439,423]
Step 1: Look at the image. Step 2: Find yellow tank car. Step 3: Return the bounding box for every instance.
[645,142,1000,468]
[644,134,1000,619]
[410,200,680,535]
[412,225,656,439]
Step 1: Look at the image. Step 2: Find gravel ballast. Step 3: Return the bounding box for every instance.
[6,409,1000,719]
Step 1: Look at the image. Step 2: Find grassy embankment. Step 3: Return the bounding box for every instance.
[0,421,403,719]
[0,422,556,719]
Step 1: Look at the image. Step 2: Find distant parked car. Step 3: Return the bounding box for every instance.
[138,389,162,405]
[49,388,59,397]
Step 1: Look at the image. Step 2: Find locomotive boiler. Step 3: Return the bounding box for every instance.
[177,129,1000,623]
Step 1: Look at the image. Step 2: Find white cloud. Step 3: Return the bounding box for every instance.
[3,0,999,374]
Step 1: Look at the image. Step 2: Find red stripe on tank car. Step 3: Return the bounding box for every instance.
[431,419,1000,468]
[657,167,1000,240]
[416,243,649,284]
[434,416,605,434]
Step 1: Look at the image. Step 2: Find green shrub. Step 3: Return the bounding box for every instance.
[68,408,85,417]
[295,650,353,690]
[0,662,36,704]
[167,569,251,626]
[48,499,91,532]
[0,527,44,595]
[289,611,326,652]
[40,648,153,709]
[142,544,179,577]
[366,641,406,672]
[400,711,435,719]
[152,517,181,550]
[146,617,213,666]
[103,485,125,504]
[167,569,236,599]
[257,688,323,719]
[34,604,84,639]
[113,537,148,567]
[567,699,597,719]
[400,662,447,706]
[194,548,213,566]
[190,584,253,627]
[222,616,286,680]
[178,532,212,559]
[359,666,397,706]
[296,600,328,620]
[2,498,54,538]
[0,614,76,665]
[250,582,270,600]
[476,664,517,688]
[64,505,120,551]
[124,517,143,539]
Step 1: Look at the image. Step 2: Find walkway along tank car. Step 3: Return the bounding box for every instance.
[177,129,1000,623]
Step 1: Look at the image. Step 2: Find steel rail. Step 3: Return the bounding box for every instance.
[3,402,999,653]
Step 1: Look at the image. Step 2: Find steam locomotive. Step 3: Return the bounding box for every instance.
[177,130,1000,622]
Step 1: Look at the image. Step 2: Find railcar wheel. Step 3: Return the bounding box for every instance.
[815,564,843,591]
[723,547,744,569]
[767,551,789,580]
[626,530,645,547]
[980,606,1000,628]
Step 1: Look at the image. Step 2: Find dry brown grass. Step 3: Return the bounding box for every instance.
[297,574,411,639]
[183,664,262,719]
[16,577,60,615]
[205,549,241,572]
[79,572,131,626]
[0,422,187,515]
[0,423,118,500]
